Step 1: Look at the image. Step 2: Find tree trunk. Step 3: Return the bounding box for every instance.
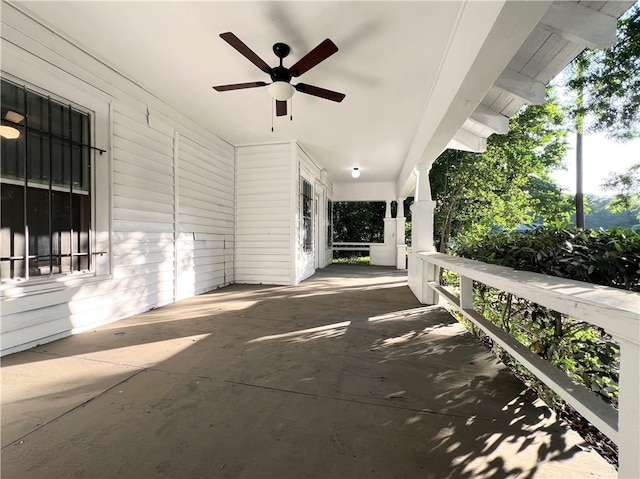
[575,130,585,228]
[575,58,586,229]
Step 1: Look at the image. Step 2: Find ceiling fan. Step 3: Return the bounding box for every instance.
[213,32,345,117]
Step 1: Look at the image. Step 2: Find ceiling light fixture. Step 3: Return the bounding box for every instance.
[5,111,25,124]
[351,167,360,179]
[0,126,20,139]
[1,111,24,139]
[267,81,295,101]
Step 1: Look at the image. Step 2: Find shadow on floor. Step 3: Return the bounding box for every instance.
[1,265,614,478]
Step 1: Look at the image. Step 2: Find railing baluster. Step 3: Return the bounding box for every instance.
[618,339,640,479]
[422,260,438,306]
[460,275,473,310]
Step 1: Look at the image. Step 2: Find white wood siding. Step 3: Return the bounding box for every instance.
[235,143,293,285]
[177,136,234,299]
[111,105,176,311]
[0,4,234,355]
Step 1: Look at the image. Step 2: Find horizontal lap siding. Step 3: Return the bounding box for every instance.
[177,136,234,299]
[236,144,293,285]
[111,106,176,312]
[0,5,235,354]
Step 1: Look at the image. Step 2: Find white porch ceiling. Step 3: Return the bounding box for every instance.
[7,1,633,199]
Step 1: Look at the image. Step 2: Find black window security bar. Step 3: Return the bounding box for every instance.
[1,77,105,155]
[302,179,313,253]
[1,118,105,155]
[1,78,94,280]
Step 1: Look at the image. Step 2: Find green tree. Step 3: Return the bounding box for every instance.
[332,201,385,243]
[583,194,640,227]
[601,163,640,219]
[568,4,640,141]
[561,4,639,227]
[431,90,572,252]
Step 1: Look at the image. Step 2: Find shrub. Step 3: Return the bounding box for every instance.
[453,226,640,291]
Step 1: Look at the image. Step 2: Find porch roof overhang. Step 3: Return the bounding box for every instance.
[8,0,633,202]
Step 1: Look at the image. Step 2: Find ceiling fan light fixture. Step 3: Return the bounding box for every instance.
[268,81,295,101]
[4,111,25,124]
[351,167,360,179]
[0,125,20,140]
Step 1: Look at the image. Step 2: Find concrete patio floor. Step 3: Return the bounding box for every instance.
[1,264,615,478]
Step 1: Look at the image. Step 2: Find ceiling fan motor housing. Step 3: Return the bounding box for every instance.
[271,65,292,83]
[273,42,290,59]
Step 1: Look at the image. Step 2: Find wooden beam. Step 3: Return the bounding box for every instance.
[541,2,617,50]
[447,128,487,153]
[494,69,545,105]
[469,105,509,135]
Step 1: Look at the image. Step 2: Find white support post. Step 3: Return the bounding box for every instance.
[421,260,438,306]
[410,164,436,253]
[372,199,397,266]
[460,275,473,310]
[618,338,640,479]
[421,260,430,305]
[396,197,406,270]
[409,164,437,303]
[384,199,392,218]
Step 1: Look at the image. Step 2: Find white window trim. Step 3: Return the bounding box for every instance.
[299,175,314,256]
[1,65,112,296]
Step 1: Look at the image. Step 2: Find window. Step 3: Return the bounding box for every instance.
[301,179,313,253]
[1,79,93,281]
[326,200,333,248]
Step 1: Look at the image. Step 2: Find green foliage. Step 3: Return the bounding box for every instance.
[332,201,385,243]
[431,90,572,251]
[567,5,640,140]
[601,162,640,216]
[332,198,414,246]
[583,194,640,228]
[454,226,640,291]
[332,253,370,265]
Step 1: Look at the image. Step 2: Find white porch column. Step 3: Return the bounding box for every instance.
[396,197,406,270]
[384,199,392,218]
[410,164,436,252]
[371,199,396,266]
[408,163,438,304]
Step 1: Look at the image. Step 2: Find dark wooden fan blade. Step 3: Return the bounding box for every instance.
[290,39,338,77]
[213,81,267,92]
[294,83,345,102]
[220,32,272,74]
[276,100,287,117]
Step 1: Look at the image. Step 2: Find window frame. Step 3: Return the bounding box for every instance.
[300,178,313,254]
[1,78,94,281]
[0,69,111,292]
[326,199,333,249]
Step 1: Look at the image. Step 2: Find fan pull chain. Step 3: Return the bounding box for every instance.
[271,100,274,132]
[290,98,293,121]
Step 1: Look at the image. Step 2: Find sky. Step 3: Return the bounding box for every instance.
[551,132,640,196]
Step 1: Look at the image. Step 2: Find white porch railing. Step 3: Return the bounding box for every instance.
[410,251,640,478]
[332,242,398,267]
[331,242,376,252]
